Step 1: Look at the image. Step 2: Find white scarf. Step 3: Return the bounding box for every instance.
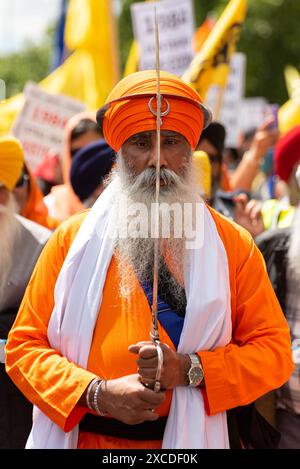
[26,177,232,449]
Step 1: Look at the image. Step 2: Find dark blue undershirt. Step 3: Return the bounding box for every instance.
[142,282,184,350]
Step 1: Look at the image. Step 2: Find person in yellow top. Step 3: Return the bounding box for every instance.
[6,71,293,449]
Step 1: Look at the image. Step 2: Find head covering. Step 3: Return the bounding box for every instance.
[70,139,115,202]
[199,121,226,155]
[274,126,300,182]
[193,151,211,198]
[97,70,212,152]
[279,98,300,135]
[0,136,24,190]
[62,111,98,184]
[44,111,99,222]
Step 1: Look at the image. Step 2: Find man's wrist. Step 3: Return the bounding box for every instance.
[184,353,205,388]
[81,377,109,415]
[178,353,192,386]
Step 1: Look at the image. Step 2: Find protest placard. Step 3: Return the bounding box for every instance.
[205,53,246,147]
[239,97,268,132]
[131,0,195,76]
[13,82,85,170]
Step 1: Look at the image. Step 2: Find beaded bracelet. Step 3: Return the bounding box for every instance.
[86,378,99,411]
[93,379,107,416]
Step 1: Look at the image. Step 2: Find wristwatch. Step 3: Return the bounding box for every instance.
[187,353,204,387]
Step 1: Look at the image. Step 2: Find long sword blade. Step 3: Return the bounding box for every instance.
[151,7,161,344]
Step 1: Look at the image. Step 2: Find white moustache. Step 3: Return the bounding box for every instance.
[133,167,182,188]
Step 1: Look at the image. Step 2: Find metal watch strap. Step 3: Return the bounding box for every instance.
[187,353,203,387]
[189,353,200,366]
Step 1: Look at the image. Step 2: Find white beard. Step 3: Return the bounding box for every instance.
[111,154,201,303]
[288,206,300,282]
[0,193,20,300]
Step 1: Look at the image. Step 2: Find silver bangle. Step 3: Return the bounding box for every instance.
[86,378,99,411]
[93,379,107,416]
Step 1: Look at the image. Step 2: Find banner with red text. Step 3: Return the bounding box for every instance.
[12,82,85,170]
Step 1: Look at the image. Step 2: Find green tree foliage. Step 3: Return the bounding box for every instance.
[238,0,300,104]
[1,0,299,105]
[118,0,141,71]
[118,0,300,104]
[0,41,52,98]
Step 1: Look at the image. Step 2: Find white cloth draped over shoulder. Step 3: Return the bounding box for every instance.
[26,177,232,449]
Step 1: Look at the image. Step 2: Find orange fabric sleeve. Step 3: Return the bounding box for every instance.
[220,163,232,192]
[198,210,294,415]
[5,212,96,431]
[21,169,60,230]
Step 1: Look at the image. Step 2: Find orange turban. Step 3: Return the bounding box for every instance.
[97,70,212,152]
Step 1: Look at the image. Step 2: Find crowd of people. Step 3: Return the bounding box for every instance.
[0,69,299,449]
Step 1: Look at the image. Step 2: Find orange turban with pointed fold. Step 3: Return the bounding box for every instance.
[97,70,212,152]
[0,136,24,190]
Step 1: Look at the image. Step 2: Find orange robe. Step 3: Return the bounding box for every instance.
[5,207,293,449]
[21,169,60,230]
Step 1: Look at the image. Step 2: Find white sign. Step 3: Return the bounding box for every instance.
[239,97,268,132]
[12,82,85,171]
[205,53,246,148]
[131,0,195,76]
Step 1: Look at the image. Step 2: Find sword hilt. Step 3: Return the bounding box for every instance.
[151,337,163,393]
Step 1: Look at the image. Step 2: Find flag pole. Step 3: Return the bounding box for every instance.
[213,85,226,120]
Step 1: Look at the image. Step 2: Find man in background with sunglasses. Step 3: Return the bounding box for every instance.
[0,136,51,448]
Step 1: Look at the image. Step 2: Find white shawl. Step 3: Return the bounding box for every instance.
[26,178,232,449]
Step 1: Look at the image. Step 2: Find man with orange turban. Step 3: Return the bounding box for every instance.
[0,136,51,448]
[6,71,293,449]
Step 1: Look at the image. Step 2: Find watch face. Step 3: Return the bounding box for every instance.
[189,366,203,386]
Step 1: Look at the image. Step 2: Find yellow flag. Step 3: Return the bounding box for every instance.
[284,65,300,99]
[0,0,119,135]
[193,16,216,53]
[124,41,140,77]
[182,0,247,99]
[279,66,300,134]
[0,94,24,136]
